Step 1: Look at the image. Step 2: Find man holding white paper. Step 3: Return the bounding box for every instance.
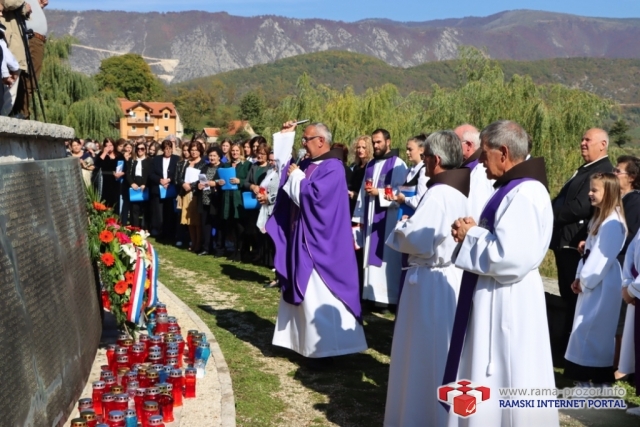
[267,121,367,367]
[352,129,408,309]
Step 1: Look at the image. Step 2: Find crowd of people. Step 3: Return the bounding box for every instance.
[72,119,640,426]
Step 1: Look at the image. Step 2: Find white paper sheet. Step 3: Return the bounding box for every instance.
[272,131,295,175]
[185,167,200,183]
[199,173,210,190]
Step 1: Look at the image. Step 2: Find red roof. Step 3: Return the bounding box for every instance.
[118,98,177,117]
[203,128,221,137]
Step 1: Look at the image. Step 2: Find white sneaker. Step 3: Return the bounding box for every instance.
[627,406,640,416]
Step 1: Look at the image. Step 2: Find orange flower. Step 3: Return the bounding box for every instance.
[101,252,115,267]
[99,230,114,244]
[93,201,108,211]
[144,279,151,290]
[124,271,135,284]
[114,280,128,295]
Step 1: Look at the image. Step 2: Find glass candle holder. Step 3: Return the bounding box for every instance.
[142,401,160,427]
[147,414,165,427]
[78,397,93,413]
[79,409,98,427]
[169,369,183,407]
[107,410,125,427]
[114,393,129,412]
[123,409,137,427]
[92,381,106,416]
[158,391,174,423]
[184,368,197,399]
[69,418,87,427]
[134,388,146,417]
[101,394,115,419]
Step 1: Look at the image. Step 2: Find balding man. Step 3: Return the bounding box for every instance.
[551,128,613,351]
[267,121,367,367]
[455,124,494,220]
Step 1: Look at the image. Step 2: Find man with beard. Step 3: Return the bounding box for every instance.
[352,129,408,310]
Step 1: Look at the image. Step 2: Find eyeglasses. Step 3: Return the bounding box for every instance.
[301,135,321,144]
[613,168,628,175]
[137,147,146,151]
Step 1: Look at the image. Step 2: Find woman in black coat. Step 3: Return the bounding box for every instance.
[127,142,152,229]
[94,138,125,212]
[197,147,224,256]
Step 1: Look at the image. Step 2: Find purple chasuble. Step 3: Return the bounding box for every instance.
[464,159,479,170]
[441,177,534,409]
[363,156,398,267]
[266,156,363,322]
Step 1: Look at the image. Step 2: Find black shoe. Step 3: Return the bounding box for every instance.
[263,280,279,289]
[198,251,209,256]
[306,357,334,370]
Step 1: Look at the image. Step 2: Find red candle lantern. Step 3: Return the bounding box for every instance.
[184,368,197,399]
[92,381,106,416]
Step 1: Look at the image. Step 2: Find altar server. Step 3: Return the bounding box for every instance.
[446,120,558,426]
[352,129,408,307]
[455,124,494,220]
[384,130,470,427]
[267,121,367,366]
[565,172,626,386]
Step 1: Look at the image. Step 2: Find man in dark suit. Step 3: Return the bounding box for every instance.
[149,139,180,242]
[551,128,613,351]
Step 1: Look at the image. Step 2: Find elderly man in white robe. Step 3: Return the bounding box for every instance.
[384,130,470,427]
[352,128,408,309]
[455,124,495,221]
[445,120,558,426]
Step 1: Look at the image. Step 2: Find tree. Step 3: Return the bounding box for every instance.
[95,54,165,101]
[239,90,266,133]
[609,118,631,147]
[38,36,121,139]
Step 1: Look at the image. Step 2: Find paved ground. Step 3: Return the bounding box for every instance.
[64,283,235,426]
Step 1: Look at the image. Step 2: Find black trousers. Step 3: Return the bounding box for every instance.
[130,200,149,229]
[554,248,582,348]
[200,209,220,253]
[151,195,177,241]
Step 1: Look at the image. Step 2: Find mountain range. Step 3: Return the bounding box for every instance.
[47,9,640,84]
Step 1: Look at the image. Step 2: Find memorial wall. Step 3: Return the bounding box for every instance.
[0,118,101,426]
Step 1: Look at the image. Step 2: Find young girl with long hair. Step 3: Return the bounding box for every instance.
[564,172,627,387]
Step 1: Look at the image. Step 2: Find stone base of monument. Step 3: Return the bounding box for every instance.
[65,283,236,426]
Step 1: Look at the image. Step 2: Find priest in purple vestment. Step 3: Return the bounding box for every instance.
[267,120,368,366]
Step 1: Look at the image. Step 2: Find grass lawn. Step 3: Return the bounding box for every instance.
[153,239,639,426]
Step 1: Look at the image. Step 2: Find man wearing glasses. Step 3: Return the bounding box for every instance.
[352,129,408,312]
[267,121,367,368]
[550,128,613,352]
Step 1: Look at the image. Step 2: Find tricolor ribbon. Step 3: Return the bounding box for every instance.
[146,242,159,308]
[127,251,146,323]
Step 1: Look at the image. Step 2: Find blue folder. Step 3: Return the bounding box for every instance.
[159,184,177,199]
[242,192,259,210]
[218,168,238,190]
[116,160,125,182]
[129,187,149,202]
[398,189,417,220]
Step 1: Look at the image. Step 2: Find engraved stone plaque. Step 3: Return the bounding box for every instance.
[0,159,101,426]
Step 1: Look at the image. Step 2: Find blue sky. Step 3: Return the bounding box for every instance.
[51,0,640,21]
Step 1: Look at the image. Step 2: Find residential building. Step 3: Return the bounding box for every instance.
[200,120,256,143]
[117,98,184,141]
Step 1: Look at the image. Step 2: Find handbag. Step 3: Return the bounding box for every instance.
[129,187,149,202]
[242,191,259,210]
[159,184,177,199]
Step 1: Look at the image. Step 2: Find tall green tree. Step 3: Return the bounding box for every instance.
[38,36,121,139]
[609,118,631,147]
[95,53,165,101]
[239,90,266,132]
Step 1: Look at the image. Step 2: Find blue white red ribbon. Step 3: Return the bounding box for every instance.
[127,251,146,323]
[147,242,159,307]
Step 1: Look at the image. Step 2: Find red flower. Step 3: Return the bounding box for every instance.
[99,230,115,244]
[124,271,135,285]
[93,201,108,211]
[114,280,128,295]
[116,232,131,244]
[105,217,118,226]
[125,225,141,232]
[122,300,132,315]
[101,252,115,267]
[101,290,111,310]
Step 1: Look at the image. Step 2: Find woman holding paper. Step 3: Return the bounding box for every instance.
[95,137,125,212]
[215,143,251,261]
[244,143,271,263]
[197,147,223,256]
[127,142,151,228]
[176,141,206,253]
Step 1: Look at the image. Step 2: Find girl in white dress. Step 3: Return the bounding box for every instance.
[565,172,627,386]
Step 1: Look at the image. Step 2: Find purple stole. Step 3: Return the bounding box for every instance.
[363,156,397,267]
[463,158,479,170]
[633,265,640,396]
[441,177,533,406]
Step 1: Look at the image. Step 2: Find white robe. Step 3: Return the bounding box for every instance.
[468,163,495,221]
[352,157,408,304]
[402,161,429,210]
[384,183,468,427]
[619,230,640,374]
[272,161,368,357]
[451,180,558,427]
[565,211,626,368]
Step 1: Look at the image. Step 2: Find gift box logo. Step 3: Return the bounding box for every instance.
[438,380,491,417]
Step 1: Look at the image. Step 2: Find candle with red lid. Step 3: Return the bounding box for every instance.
[384,185,393,197]
[184,368,197,399]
